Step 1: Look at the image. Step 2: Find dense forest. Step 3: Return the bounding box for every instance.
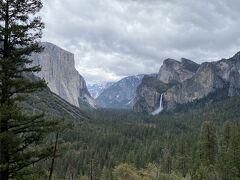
[1,0,240,180]
[39,96,240,179]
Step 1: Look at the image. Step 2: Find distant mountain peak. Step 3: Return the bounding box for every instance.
[87,82,115,99]
[96,74,144,109]
[232,51,240,60]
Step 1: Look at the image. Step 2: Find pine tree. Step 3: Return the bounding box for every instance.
[228,124,240,177]
[218,121,232,179]
[0,0,60,179]
[199,121,218,166]
[48,132,59,180]
[113,163,140,180]
[100,166,112,180]
[176,134,189,177]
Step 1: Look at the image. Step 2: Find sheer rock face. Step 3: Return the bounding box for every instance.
[163,53,240,110]
[133,75,171,113]
[163,63,225,109]
[134,52,240,113]
[215,52,240,91]
[158,58,199,84]
[31,42,96,108]
[134,58,199,113]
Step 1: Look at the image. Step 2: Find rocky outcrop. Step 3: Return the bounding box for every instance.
[163,53,240,110]
[96,75,144,109]
[163,63,225,109]
[134,52,240,113]
[215,52,240,93]
[134,58,199,113]
[31,42,96,108]
[158,58,199,84]
[133,75,172,113]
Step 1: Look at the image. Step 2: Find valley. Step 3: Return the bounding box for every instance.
[27,43,240,179]
[1,1,240,179]
[42,95,240,179]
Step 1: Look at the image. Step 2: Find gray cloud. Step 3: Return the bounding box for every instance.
[41,0,240,84]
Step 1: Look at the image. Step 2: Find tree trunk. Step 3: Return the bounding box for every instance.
[48,132,59,180]
[0,1,10,179]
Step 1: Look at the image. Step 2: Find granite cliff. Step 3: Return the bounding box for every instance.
[158,58,199,84]
[31,42,96,108]
[134,52,240,113]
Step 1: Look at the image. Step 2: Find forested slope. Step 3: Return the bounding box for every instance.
[42,96,240,179]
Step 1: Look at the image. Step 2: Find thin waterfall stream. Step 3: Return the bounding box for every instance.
[151,94,163,115]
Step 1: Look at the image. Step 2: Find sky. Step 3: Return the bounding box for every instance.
[41,0,240,84]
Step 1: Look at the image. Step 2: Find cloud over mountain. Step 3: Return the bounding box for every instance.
[41,0,240,83]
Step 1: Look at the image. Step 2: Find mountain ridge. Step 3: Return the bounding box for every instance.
[134,52,240,113]
[96,75,145,109]
[88,82,115,98]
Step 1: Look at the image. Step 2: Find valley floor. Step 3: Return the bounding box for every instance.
[38,96,240,179]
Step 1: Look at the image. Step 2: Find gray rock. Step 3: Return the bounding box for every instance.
[158,58,199,84]
[134,52,240,113]
[31,42,96,108]
[96,75,144,109]
[133,75,172,113]
[134,58,199,112]
[163,53,240,110]
[88,82,114,99]
[164,62,225,109]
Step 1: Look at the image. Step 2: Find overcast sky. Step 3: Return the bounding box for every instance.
[41,0,240,84]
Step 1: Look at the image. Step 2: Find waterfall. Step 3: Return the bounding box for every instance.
[151,94,163,115]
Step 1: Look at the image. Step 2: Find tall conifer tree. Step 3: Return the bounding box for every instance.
[0,0,59,179]
[199,121,218,166]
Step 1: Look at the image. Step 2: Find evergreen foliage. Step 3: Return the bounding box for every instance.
[0,0,62,179]
[1,1,240,180]
[48,97,240,179]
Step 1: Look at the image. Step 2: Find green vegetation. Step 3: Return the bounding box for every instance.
[1,1,239,180]
[47,97,240,179]
[0,0,67,179]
